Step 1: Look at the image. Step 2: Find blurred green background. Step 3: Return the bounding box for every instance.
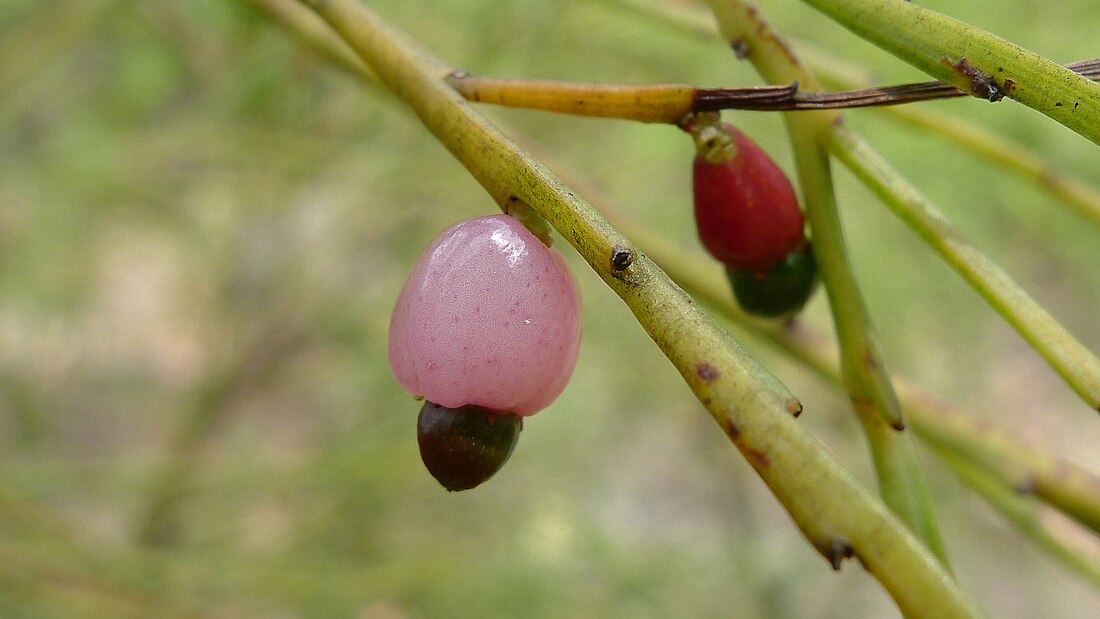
[3,0,1100,617]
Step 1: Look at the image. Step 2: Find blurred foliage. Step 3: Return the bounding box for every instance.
[1,0,1099,617]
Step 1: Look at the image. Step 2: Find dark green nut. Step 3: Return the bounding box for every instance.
[417,401,522,492]
[726,245,818,318]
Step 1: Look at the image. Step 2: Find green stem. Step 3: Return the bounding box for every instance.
[874,105,1100,229]
[904,390,1100,535]
[628,221,1100,585]
[804,57,1100,231]
[246,0,373,78]
[797,0,1100,145]
[497,99,1100,592]
[603,0,1100,230]
[298,0,979,615]
[632,221,1100,540]
[830,125,1100,411]
[705,0,951,569]
[932,448,1100,589]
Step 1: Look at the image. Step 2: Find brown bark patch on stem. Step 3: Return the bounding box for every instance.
[696,362,721,383]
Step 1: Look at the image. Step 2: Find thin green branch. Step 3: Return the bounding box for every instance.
[245,0,373,78]
[874,105,1100,228]
[601,0,1100,232]
[932,448,1100,589]
[273,0,1100,232]
[801,58,1100,230]
[479,92,1100,592]
[830,126,1100,411]
[266,0,1100,574]
[622,218,1100,583]
[904,388,1100,535]
[704,0,951,570]
[295,0,979,615]
[798,0,1100,145]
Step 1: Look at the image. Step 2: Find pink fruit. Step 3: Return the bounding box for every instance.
[388,214,581,416]
[690,120,805,271]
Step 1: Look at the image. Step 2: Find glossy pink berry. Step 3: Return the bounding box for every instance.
[388,214,582,416]
[689,118,805,271]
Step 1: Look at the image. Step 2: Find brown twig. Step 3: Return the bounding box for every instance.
[700,58,1100,110]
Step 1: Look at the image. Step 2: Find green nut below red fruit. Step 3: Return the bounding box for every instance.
[417,401,522,492]
[727,246,818,318]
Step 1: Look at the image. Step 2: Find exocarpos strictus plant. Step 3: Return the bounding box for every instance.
[266,0,1099,616]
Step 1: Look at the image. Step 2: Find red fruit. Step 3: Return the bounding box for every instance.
[690,119,804,271]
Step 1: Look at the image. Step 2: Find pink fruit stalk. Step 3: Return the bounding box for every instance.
[690,119,805,271]
[388,214,581,416]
